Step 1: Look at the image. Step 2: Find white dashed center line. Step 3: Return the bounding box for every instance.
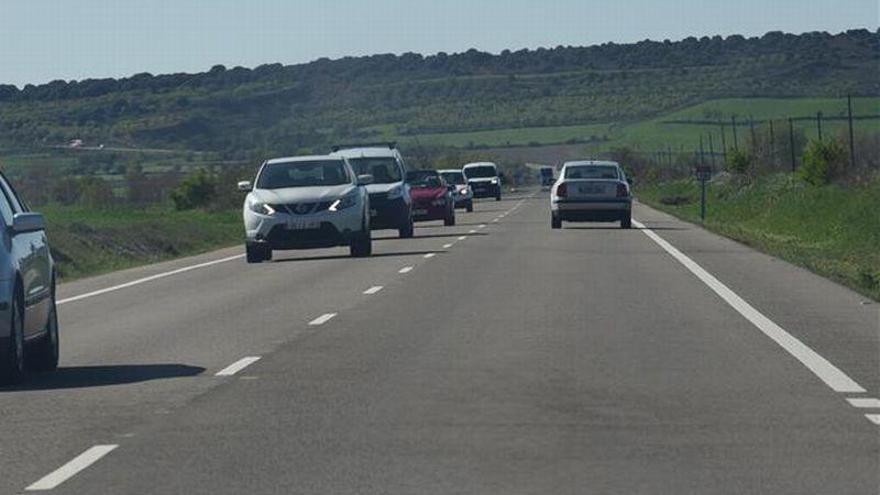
[215,356,261,376]
[308,313,337,326]
[363,286,384,295]
[846,398,880,408]
[479,224,487,228]
[26,445,119,491]
[443,243,454,249]
[457,236,467,241]
[866,414,880,425]
[399,266,414,274]
[469,229,477,234]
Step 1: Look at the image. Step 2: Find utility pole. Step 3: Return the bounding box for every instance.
[847,95,856,169]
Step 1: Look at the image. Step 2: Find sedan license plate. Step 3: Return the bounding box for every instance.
[286,219,320,230]
[413,208,428,216]
[578,184,605,195]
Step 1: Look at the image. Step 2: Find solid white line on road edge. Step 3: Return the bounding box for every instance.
[443,243,454,249]
[215,356,261,376]
[632,219,866,394]
[363,286,384,295]
[308,313,337,326]
[399,266,414,274]
[26,445,119,491]
[457,236,467,241]
[866,414,880,425]
[58,254,245,306]
[846,398,880,408]
[424,253,436,259]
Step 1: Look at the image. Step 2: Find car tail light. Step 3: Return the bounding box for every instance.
[557,183,568,198]
[616,183,629,197]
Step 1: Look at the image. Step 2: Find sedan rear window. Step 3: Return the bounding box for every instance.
[348,157,403,184]
[257,161,350,189]
[565,166,619,180]
[440,171,466,185]
[464,166,497,178]
[406,170,443,188]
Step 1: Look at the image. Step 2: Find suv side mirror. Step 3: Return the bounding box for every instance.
[12,212,46,234]
[237,181,252,192]
[357,174,374,186]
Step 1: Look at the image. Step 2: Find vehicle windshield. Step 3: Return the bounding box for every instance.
[348,157,403,184]
[464,166,497,179]
[440,171,466,185]
[565,166,619,180]
[257,160,349,189]
[406,170,443,188]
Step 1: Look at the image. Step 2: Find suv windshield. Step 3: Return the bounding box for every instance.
[565,166,619,180]
[348,157,403,184]
[464,166,497,179]
[406,170,442,188]
[257,160,349,189]
[440,171,466,185]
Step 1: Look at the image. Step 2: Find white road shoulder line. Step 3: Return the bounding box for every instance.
[633,219,866,394]
[866,414,880,425]
[26,445,119,491]
[58,254,244,305]
[215,356,261,376]
[846,398,880,408]
[309,313,337,326]
[399,266,414,274]
[363,286,384,295]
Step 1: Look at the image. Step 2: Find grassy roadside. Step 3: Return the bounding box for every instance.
[40,205,242,281]
[636,174,880,301]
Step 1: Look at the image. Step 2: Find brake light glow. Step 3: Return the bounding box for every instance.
[557,183,568,198]
[616,183,629,197]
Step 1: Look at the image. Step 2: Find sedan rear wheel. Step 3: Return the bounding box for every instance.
[551,214,562,229]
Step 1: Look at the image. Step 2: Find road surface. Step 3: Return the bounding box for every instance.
[1,190,877,494]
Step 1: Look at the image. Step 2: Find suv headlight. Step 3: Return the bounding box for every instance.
[247,200,276,216]
[386,185,404,200]
[329,193,358,212]
[490,178,499,185]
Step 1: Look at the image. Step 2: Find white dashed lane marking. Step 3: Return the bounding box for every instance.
[308,313,337,326]
[215,356,261,376]
[363,286,384,295]
[424,253,436,259]
[26,445,119,491]
[846,398,880,408]
[399,266,414,274]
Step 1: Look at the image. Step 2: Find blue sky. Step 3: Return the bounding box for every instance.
[1,0,877,87]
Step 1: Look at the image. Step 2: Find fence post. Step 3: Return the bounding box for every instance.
[731,116,739,151]
[749,117,757,147]
[847,94,856,169]
[816,111,823,141]
[708,132,716,171]
[788,117,796,173]
[768,120,775,167]
[719,122,728,162]
[699,134,706,168]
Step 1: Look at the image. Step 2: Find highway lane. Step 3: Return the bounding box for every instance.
[0,196,520,494]
[2,190,878,494]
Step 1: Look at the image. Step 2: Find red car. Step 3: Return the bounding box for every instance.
[406,170,456,226]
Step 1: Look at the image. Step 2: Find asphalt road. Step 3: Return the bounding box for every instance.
[1,190,877,494]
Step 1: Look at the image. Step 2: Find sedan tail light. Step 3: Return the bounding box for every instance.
[557,183,568,198]
[616,183,629,197]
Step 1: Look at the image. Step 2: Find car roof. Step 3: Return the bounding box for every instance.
[265,155,343,165]
[562,160,620,168]
[462,162,497,168]
[437,169,464,174]
[330,147,399,159]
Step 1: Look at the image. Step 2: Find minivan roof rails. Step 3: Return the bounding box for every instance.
[331,142,397,152]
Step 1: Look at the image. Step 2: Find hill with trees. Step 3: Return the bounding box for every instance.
[1,29,878,158]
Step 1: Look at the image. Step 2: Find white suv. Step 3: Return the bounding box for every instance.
[239,155,373,262]
[330,144,414,238]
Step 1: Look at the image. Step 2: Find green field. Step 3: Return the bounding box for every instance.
[391,97,880,152]
[43,205,242,280]
[637,174,880,301]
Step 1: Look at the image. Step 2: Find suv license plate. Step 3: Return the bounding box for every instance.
[287,219,320,230]
[413,208,428,215]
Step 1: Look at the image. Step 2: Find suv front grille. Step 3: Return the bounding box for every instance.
[270,202,333,215]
